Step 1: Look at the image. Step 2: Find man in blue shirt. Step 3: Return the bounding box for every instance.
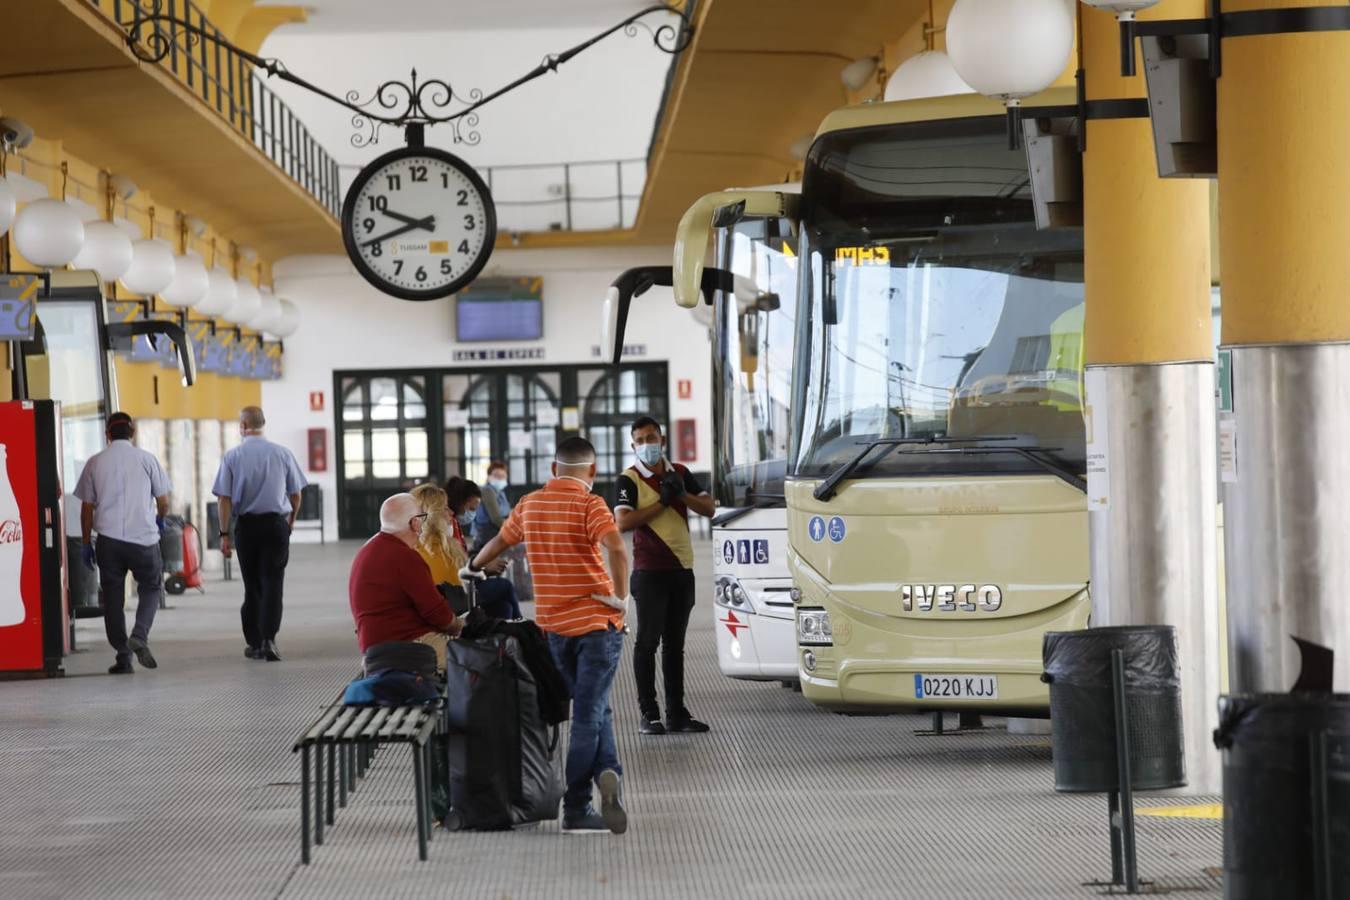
[74,412,172,675]
[212,406,307,661]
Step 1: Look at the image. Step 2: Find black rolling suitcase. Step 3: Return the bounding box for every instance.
[441,633,564,830]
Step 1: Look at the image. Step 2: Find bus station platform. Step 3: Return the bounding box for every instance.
[2,541,1222,900]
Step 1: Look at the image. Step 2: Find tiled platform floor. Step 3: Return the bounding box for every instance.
[1,541,1222,899]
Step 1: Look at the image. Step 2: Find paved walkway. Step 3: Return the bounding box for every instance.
[2,541,1222,899]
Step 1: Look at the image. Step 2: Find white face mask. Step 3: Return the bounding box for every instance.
[488,477,508,491]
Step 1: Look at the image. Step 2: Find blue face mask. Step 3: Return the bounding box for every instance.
[458,512,475,528]
[488,477,508,491]
[635,443,663,467]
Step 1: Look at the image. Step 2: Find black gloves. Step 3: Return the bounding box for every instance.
[659,471,687,506]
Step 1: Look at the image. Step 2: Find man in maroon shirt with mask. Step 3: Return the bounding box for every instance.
[349,493,462,670]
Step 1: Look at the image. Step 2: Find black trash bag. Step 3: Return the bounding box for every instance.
[1042,625,1185,792]
[442,634,563,830]
[1214,693,1350,900]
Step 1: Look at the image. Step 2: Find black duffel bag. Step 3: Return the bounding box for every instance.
[441,633,563,830]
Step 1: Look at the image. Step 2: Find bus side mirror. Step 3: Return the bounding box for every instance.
[602,266,733,365]
[673,190,799,309]
[107,319,198,386]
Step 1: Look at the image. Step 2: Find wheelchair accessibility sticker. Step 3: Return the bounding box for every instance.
[808,516,827,543]
[828,516,846,543]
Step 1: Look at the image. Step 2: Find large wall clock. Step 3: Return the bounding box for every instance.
[341,144,497,301]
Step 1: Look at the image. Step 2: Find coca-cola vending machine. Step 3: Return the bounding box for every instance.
[0,399,68,677]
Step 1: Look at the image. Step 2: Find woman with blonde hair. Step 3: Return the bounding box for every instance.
[410,483,468,610]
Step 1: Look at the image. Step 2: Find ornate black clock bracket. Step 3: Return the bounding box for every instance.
[116,3,694,150]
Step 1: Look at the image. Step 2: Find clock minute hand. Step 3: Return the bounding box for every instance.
[361,216,435,248]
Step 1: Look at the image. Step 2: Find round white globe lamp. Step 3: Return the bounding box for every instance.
[249,287,282,332]
[71,220,134,282]
[268,298,300,338]
[226,278,262,324]
[12,199,85,268]
[160,254,210,308]
[946,0,1075,146]
[884,50,973,102]
[119,238,177,296]
[196,267,238,316]
[0,178,16,238]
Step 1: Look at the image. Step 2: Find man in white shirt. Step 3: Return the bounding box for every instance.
[74,412,172,674]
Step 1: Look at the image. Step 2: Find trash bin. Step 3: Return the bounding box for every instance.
[1215,693,1350,900]
[1042,625,1186,792]
[65,536,101,618]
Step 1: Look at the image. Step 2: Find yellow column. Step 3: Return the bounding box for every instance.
[1218,0,1350,345]
[1081,1,1221,793]
[1214,0,1350,694]
[1083,1,1212,365]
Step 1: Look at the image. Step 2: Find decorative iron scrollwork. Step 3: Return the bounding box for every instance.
[116,3,693,147]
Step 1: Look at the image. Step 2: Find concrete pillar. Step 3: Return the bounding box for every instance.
[1081,0,1221,793]
[1217,0,1350,693]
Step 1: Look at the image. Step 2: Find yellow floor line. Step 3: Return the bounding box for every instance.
[1136,803,1223,820]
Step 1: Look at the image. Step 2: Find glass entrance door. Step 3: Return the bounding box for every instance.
[338,374,433,537]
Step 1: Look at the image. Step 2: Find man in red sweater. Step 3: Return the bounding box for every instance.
[349,493,462,669]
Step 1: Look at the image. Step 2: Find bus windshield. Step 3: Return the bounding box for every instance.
[791,117,1086,480]
[714,218,797,507]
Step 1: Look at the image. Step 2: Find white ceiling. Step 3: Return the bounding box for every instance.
[262,0,659,34]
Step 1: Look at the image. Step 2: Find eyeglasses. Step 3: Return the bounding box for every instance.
[410,513,429,524]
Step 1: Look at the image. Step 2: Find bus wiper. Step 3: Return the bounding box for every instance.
[812,435,1020,502]
[712,495,786,527]
[907,446,1087,493]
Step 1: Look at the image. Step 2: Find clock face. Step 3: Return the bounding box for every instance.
[341,146,498,301]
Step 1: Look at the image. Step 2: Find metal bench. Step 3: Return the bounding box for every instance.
[292,697,444,863]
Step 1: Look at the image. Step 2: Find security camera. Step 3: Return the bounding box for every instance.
[0,117,35,151]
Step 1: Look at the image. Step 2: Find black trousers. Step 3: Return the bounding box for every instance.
[234,513,291,647]
[630,568,696,720]
[95,536,163,660]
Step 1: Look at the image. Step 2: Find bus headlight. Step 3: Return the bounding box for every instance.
[714,577,756,613]
[796,608,832,646]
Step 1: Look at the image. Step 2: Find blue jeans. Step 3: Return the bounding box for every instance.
[547,626,624,816]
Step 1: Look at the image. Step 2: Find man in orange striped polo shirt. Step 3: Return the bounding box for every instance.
[469,436,632,835]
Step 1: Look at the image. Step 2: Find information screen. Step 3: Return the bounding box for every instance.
[455,277,543,342]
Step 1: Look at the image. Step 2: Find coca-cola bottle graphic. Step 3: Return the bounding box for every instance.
[0,444,25,627]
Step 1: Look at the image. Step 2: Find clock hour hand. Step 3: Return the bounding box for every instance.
[361,216,435,248]
[381,209,436,229]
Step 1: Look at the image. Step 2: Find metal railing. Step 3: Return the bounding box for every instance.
[88,0,341,219]
[340,157,647,234]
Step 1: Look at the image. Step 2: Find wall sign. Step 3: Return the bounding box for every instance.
[677,378,692,400]
[1083,368,1110,511]
[453,347,545,361]
[309,391,325,412]
[0,274,42,340]
[592,343,647,358]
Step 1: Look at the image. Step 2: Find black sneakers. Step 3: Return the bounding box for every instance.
[108,658,133,675]
[638,715,666,736]
[667,711,710,733]
[560,810,609,834]
[261,640,282,661]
